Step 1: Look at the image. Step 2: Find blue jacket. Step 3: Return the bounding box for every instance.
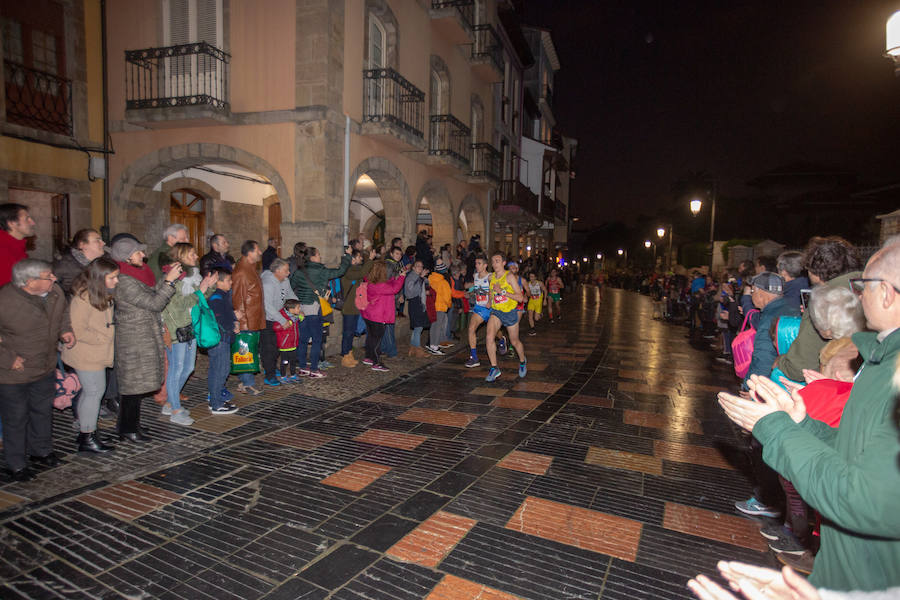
[782,276,809,310]
[208,289,236,342]
[744,296,800,388]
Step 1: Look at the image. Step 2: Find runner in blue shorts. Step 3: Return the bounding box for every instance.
[465,254,492,368]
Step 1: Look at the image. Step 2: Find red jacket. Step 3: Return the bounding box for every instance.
[272,308,299,351]
[0,230,27,287]
[798,378,853,427]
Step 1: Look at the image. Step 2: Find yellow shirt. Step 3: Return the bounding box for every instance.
[490,271,518,312]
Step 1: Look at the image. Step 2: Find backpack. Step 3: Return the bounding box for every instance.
[54,356,81,410]
[191,291,222,349]
[731,309,760,379]
[355,281,370,311]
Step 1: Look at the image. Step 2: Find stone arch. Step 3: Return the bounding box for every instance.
[112,143,291,244]
[416,179,454,248]
[348,156,411,246]
[365,0,399,69]
[458,194,486,247]
[429,55,451,114]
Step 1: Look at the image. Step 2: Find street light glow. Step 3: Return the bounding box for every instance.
[690,199,702,215]
[644,240,651,249]
[596,253,602,259]
[582,257,588,262]
[526,245,532,252]
[887,10,900,56]
[657,227,665,238]
[617,249,624,255]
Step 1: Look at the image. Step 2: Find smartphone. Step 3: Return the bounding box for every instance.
[800,289,811,311]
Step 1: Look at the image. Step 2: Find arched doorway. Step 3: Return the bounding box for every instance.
[415,180,454,248]
[458,194,486,250]
[169,188,206,248]
[347,157,411,245]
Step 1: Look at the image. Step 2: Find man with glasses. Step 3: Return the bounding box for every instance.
[717,242,900,591]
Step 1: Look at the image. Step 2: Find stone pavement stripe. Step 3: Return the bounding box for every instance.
[339,557,445,600]
[361,392,420,406]
[601,558,698,600]
[353,428,427,450]
[78,480,182,520]
[0,489,26,511]
[662,502,769,552]
[584,446,664,476]
[496,450,553,475]
[426,573,524,600]
[190,413,252,433]
[261,428,337,450]
[511,381,561,393]
[469,387,508,396]
[398,407,479,428]
[653,439,735,470]
[569,394,613,407]
[491,396,542,410]
[320,460,392,492]
[624,408,704,434]
[386,510,477,567]
[505,496,643,562]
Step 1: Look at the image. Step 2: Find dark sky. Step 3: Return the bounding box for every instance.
[523,0,900,226]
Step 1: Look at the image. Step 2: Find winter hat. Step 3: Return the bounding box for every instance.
[110,237,147,263]
[434,260,448,273]
[751,272,784,295]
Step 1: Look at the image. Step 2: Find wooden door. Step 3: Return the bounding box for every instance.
[268,201,281,251]
[170,189,206,249]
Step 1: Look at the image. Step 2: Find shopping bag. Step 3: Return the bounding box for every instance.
[230,331,260,374]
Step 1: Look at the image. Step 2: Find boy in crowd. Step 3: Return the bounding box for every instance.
[273,299,303,382]
[207,268,242,412]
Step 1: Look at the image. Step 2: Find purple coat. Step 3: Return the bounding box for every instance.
[361,276,405,324]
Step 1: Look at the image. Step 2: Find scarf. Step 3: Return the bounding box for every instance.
[117,261,156,287]
[71,248,91,266]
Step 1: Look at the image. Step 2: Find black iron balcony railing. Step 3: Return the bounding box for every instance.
[125,42,230,110]
[429,114,471,165]
[472,24,503,73]
[471,142,500,181]
[496,179,538,216]
[432,0,474,30]
[3,60,73,135]
[363,68,426,139]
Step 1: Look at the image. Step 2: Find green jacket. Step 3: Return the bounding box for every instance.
[147,244,171,282]
[161,278,214,337]
[340,260,374,315]
[754,328,900,592]
[289,255,351,305]
[777,271,861,380]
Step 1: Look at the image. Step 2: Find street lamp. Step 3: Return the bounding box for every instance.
[644,240,651,249]
[689,184,718,274]
[657,227,665,238]
[582,257,588,262]
[596,253,602,259]
[887,10,900,74]
[657,225,674,270]
[617,248,623,255]
[690,198,702,216]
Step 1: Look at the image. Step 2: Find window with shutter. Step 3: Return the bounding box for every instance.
[161,0,222,98]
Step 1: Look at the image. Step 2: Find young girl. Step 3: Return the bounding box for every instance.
[62,257,119,453]
[360,260,407,371]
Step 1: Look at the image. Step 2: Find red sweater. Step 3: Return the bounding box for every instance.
[272,308,299,351]
[798,378,853,427]
[0,230,27,287]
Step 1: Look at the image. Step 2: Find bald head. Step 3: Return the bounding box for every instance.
[865,242,900,285]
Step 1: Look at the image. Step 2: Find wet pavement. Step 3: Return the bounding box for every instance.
[0,287,774,599]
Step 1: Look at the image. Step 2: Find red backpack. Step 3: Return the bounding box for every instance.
[355,281,370,311]
[731,309,760,379]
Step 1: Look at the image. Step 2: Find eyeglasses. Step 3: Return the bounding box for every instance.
[849,278,900,296]
[35,274,57,281]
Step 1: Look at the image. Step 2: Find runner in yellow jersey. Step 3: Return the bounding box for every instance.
[485,252,527,382]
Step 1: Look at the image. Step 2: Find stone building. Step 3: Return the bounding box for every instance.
[0,0,105,260]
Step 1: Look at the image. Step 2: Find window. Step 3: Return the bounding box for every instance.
[430,70,442,114]
[31,29,58,74]
[2,19,24,64]
[471,99,483,144]
[368,15,385,69]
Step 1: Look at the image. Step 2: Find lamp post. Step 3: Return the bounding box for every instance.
[689,182,717,275]
[887,10,900,75]
[657,225,673,270]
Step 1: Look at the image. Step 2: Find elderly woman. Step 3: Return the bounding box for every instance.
[53,228,108,297]
[160,243,216,425]
[111,237,180,442]
[61,256,119,453]
[0,259,74,481]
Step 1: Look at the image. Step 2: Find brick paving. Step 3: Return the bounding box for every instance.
[0,287,779,599]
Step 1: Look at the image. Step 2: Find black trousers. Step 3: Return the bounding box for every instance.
[261,321,279,378]
[0,373,55,471]
[364,319,386,365]
[118,393,145,435]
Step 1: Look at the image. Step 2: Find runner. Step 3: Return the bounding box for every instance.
[508,261,526,359]
[546,268,563,322]
[485,252,527,382]
[525,271,547,336]
[464,254,491,368]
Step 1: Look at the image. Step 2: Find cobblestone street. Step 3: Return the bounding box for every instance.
[0,287,773,599]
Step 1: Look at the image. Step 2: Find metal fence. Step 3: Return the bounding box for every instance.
[125,42,230,110]
[363,68,426,139]
[3,60,72,135]
[429,114,471,165]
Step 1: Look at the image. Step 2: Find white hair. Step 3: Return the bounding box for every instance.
[12,259,52,287]
[808,285,865,340]
[163,223,188,241]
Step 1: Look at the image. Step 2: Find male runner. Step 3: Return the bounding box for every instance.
[485,252,527,382]
[464,254,492,368]
[546,268,563,322]
[525,271,547,336]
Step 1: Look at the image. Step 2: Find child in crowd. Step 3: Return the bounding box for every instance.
[207,268,243,412]
[274,299,303,382]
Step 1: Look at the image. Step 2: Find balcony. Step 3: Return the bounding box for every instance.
[430,0,474,44]
[469,143,500,184]
[362,68,426,151]
[540,195,555,222]
[495,180,540,225]
[3,60,73,135]
[428,114,471,172]
[125,42,230,127]
[470,24,503,82]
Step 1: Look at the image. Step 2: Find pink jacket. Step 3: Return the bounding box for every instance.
[361,275,405,324]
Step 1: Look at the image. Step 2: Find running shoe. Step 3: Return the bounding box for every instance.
[210,404,239,415]
[297,368,311,376]
[485,367,501,382]
[319,360,335,369]
[527,328,537,336]
[425,345,445,356]
[759,523,792,541]
[735,497,782,518]
[498,335,508,355]
[465,356,481,368]
[307,370,327,379]
[518,361,527,378]
[768,532,808,556]
[263,377,282,387]
[362,358,374,366]
[371,364,390,372]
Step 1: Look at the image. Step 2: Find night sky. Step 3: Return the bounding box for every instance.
[523,0,900,227]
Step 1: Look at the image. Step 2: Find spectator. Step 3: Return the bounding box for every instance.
[339,249,372,367]
[261,238,280,271]
[717,241,900,592]
[199,233,234,275]
[381,246,404,358]
[61,256,119,453]
[287,241,307,274]
[232,240,265,395]
[415,230,433,270]
[777,250,810,310]
[261,258,298,385]
[0,203,34,287]
[428,259,453,350]
[147,223,188,280]
[756,255,777,274]
[53,229,107,297]
[0,260,74,480]
[206,267,241,414]
[111,237,179,442]
[776,237,861,381]
[360,260,406,371]
[404,259,431,357]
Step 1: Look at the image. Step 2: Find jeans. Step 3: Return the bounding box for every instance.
[74,369,106,433]
[447,307,456,337]
[431,311,448,346]
[364,319,386,365]
[261,321,279,378]
[165,340,197,411]
[380,322,397,357]
[0,374,55,471]
[207,338,232,410]
[297,314,323,371]
[341,313,359,355]
[410,326,423,347]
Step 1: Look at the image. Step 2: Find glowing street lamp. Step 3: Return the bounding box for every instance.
[582,257,588,262]
[596,253,602,259]
[887,10,900,74]
[690,198,702,216]
[644,240,651,249]
[617,248,624,255]
[657,227,665,239]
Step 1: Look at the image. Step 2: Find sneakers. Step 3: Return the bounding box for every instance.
[518,361,527,378]
[307,370,326,379]
[319,360,335,369]
[425,345,445,356]
[371,364,390,372]
[498,336,508,355]
[297,368,311,376]
[161,403,173,416]
[362,358,374,366]
[465,356,481,368]
[264,377,282,387]
[210,404,239,415]
[170,410,194,426]
[775,550,815,575]
[766,529,808,556]
[527,328,537,336]
[280,375,300,384]
[438,341,454,348]
[759,523,791,541]
[245,386,262,396]
[735,497,782,518]
[486,367,501,382]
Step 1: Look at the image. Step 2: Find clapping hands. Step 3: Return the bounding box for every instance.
[717,375,807,433]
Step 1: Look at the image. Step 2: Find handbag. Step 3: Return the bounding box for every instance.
[329,279,345,311]
[191,291,222,348]
[174,325,195,343]
[54,356,81,410]
[299,267,333,317]
[731,309,759,379]
[230,330,261,374]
